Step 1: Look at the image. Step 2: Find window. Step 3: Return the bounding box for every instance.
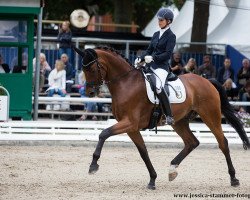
[0,47,28,74]
[0,20,27,43]
[0,18,30,74]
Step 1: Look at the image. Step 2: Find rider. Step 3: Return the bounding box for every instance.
[134,8,176,125]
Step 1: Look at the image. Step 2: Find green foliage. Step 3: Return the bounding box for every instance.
[0,85,7,95]
[43,0,184,31]
[237,111,250,128]
[44,0,94,20]
[44,0,116,20]
[173,0,186,10]
[133,0,165,31]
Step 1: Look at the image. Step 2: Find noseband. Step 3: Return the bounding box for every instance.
[82,49,104,89]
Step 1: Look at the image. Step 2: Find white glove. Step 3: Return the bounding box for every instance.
[134,57,142,66]
[145,55,154,63]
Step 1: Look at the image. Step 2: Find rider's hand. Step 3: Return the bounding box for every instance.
[145,55,154,63]
[134,57,142,66]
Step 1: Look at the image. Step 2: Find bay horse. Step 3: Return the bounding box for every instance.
[73,46,250,189]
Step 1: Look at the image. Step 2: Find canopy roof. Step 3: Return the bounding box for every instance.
[142,0,250,47]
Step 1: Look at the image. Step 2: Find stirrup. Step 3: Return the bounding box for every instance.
[166,116,174,125]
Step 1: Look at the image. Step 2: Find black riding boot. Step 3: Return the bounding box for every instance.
[157,90,174,125]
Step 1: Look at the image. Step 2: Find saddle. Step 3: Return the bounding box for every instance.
[145,68,178,96]
[141,65,186,130]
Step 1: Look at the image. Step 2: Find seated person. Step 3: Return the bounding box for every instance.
[240,80,250,114]
[217,58,235,84]
[183,58,197,74]
[0,54,10,73]
[78,83,97,120]
[170,52,185,75]
[33,53,51,92]
[96,84,111,120]
[46,60,66,110]
[198,55,216,79]
[237,58,250,89]
[222,78,238,101]
[12,52,28,74]
[61,53,74,93]
[77,71,97,120]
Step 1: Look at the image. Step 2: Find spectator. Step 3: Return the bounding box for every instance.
[0,54,10,73]
[237,58,250,89]
[240,80,250,114]
[77,70,85,86]
[78,83,98,121]
[57,21,72,59]
[33,53,51,92]
[170,52,185,75]
[77,71,97,120]
[217,58,235,84]
[183,58,197,74]
[61,53,74,93]
[222,78,238,101]
[198,55,216,79]
[96,84,111,120]
[12,52,28,73]
[46,60,66,111]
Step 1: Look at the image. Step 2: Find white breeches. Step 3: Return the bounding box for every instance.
[150,68,168,93]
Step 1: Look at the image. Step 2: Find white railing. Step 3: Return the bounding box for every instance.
[0,120,249,145]
[35,96,250,106]
[34,96,250,119]
[36,96,112,103]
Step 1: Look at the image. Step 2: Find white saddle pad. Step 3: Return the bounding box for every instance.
[144,74,186,104]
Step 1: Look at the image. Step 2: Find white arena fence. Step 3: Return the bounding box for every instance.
[33,96,250,119]
[35,96,250,118]
[0,120,249,145]
[1,97,249,144]
[36,96,249,106]
[35,97,250,111]
[36,96,112,103]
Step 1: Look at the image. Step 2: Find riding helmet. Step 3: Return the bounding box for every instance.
[157,8,174,22]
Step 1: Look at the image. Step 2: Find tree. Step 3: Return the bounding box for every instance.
[190,0,210,52]
[43,0,165,32]
[113,0,133,32]
[133,0,166,32]
[173,0,186,10]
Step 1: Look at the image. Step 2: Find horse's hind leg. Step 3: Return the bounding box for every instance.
[199,109,239,186]
[128,131,157,190]
[170,118,200,181]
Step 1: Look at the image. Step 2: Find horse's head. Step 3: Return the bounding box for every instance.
[73,46,104,97]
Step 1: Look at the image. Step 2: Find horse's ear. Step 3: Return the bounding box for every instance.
[71,45,85,57]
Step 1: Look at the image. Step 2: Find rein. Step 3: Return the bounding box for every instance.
[85,54,135,88]
[104,67,135,85]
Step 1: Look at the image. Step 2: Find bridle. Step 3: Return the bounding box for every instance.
[82,49,135,89]
[83,58,104,89]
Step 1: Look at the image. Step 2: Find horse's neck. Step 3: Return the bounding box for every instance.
[104,54,132,82]
[103,54,139,95]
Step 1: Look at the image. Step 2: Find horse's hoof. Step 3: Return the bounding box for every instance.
[88,164,99,174]
[147,184,156,190]
[169,171,178,181]
[231,178,240,187]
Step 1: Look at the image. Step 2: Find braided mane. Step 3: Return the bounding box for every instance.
[96,46,132,66]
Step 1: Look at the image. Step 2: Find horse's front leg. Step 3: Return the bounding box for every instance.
[88,127,112,174]
[128,131,157,190]
[89,119,132,174]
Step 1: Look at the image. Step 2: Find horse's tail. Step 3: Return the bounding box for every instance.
[209,79,250,150]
